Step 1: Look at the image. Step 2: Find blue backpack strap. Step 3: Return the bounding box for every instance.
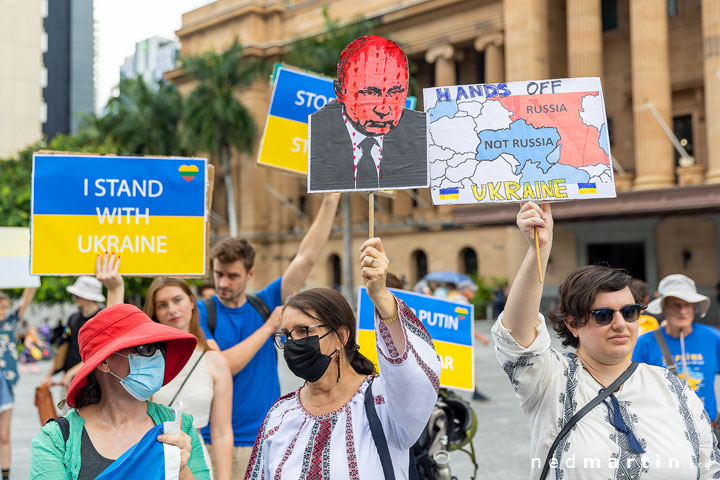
[46,416,70,444]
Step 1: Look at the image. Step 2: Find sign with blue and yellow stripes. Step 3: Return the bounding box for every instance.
[31,153,208,276]
[357,287,475,391]
[257,64,417,175]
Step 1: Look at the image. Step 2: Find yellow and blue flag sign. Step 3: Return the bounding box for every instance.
[257,64,417,175]
[439,187,460,200]
[31,153,207,276]
[356,287,475,391]
[0,228,40,288]
[577,182,597,194]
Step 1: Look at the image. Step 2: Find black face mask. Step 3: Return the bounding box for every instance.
[283,331,338,383]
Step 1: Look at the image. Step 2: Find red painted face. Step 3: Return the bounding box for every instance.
[337,44,409,136]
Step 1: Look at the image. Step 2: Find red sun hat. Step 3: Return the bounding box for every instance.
[66,304,197,408]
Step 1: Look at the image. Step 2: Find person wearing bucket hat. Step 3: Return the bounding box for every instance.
[633,274,720,421]
[30,304,210,479]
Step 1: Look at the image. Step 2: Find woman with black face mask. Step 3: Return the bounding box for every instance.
[245,237,441,479]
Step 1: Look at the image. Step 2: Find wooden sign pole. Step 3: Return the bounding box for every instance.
[368,193,375,238]
[534,227,543,283]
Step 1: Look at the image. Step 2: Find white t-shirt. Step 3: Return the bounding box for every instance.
[245,299,441,479]
[492,314,720,479]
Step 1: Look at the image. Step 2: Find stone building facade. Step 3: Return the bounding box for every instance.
[168,0,720,320]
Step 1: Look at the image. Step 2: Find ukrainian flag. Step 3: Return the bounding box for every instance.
[439,187,460,200]
[577,182,597,194]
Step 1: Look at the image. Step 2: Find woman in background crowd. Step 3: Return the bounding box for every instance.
[145,277,233,480]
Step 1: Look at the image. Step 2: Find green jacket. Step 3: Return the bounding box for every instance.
[29,401,210,479]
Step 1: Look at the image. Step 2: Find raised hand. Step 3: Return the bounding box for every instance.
[359,237,389,298]
[96,252,124,306]
[516,202,553,248]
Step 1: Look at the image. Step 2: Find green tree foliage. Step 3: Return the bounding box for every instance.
[285,8,374,77]
[79,77,184,156]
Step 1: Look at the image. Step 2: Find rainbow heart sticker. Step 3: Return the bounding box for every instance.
[178,165,199,182]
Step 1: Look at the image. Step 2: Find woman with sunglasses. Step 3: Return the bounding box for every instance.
[30,304,210,479]
[245,237,441,479]
[145,277,233,480]
[495,202,720,479]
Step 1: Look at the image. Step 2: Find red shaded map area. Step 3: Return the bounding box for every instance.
[496,92,609,168]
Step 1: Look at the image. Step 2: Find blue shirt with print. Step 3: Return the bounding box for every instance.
[197,277,283,446]
[0,310,20,391]
[633,323,720,419]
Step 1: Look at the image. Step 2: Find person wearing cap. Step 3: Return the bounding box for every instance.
[0,287,36,480]
[43,254,124,390]
[29,304,210,479]
[632,274,719,420]
[496,202,720,478]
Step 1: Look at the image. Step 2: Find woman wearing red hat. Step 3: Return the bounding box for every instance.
[29,303,210,479]
[145,277,233,480]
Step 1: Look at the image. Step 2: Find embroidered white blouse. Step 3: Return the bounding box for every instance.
[493,313,720,480]
[245,299,441,480]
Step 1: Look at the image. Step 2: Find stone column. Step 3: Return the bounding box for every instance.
[504,0,549,80]
[566,0,603,79]
[425,45,456,86]
[474,33,505,83]
[630,0,674,190]
[703,0,720,183]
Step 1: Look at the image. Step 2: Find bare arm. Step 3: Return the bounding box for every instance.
[17,288,37,319]
[281,193,340,300]
[206,351,233,480]
[95,253,124,307]
[360,237,404,353]
[502,202,553,347]
[215,306,282,376]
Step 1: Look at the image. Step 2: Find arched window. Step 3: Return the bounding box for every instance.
[411,249,428,283]
[328,254,342,290]
[459,247,478,275]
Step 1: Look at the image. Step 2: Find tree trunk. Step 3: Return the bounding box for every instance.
[221,144,239,237]
[341,192,355,306]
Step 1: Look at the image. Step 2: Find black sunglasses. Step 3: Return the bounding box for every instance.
[134,342,166,357]
[588,304,646,326]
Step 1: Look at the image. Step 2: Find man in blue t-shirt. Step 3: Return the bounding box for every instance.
[198,193,339,476]
[633,274,718,418]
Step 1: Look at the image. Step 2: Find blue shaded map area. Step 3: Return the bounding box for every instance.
[477,119,561,174]
[428,101,459,123]
[521,159,591,184]
[598,124,610,157]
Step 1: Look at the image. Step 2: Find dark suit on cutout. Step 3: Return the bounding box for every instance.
[309,100,427,192]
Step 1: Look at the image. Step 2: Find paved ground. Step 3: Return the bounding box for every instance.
[13,319,535,479]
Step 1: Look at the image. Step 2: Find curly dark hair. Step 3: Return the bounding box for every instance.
[210,237,256,271]
[546,265,640,349]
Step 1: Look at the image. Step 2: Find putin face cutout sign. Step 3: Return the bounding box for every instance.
[308,36,428,193]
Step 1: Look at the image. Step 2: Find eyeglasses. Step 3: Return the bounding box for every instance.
[273,324,327,349]
[588,304,646,326]
[133,342,166,357]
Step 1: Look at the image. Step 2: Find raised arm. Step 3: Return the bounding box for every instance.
[17,287,37,319]
[96,253,124,307]
[360,237,404,353]
[280,193,340,300]
[502,202,553,347]
[206,351,234,480]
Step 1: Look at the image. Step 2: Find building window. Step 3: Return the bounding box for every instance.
[476,51,486,84]
[459,247,478,275]
[606,117,613,147]
[328,254,341,291]
[601,0,618,31]
[667,0,678,17]
[673,115,694,166]
[411,249,428,283]
[298,194,307,215]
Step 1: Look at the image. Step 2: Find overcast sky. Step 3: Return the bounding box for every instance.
[94,0,211,113]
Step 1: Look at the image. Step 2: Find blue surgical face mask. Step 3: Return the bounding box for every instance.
[109,350,166,401]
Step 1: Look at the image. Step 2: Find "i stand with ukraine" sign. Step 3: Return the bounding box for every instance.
[31,153,208,276]
[356,287,475,390]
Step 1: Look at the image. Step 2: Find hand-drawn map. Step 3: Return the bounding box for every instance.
[423,77,614,204]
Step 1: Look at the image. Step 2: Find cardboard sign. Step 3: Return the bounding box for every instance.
[356,287,474,391]
[423,77,615,205]
[0,227,41,288]
[31,153,208,276]
[308,37,428,193]
[257,64,417,176]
